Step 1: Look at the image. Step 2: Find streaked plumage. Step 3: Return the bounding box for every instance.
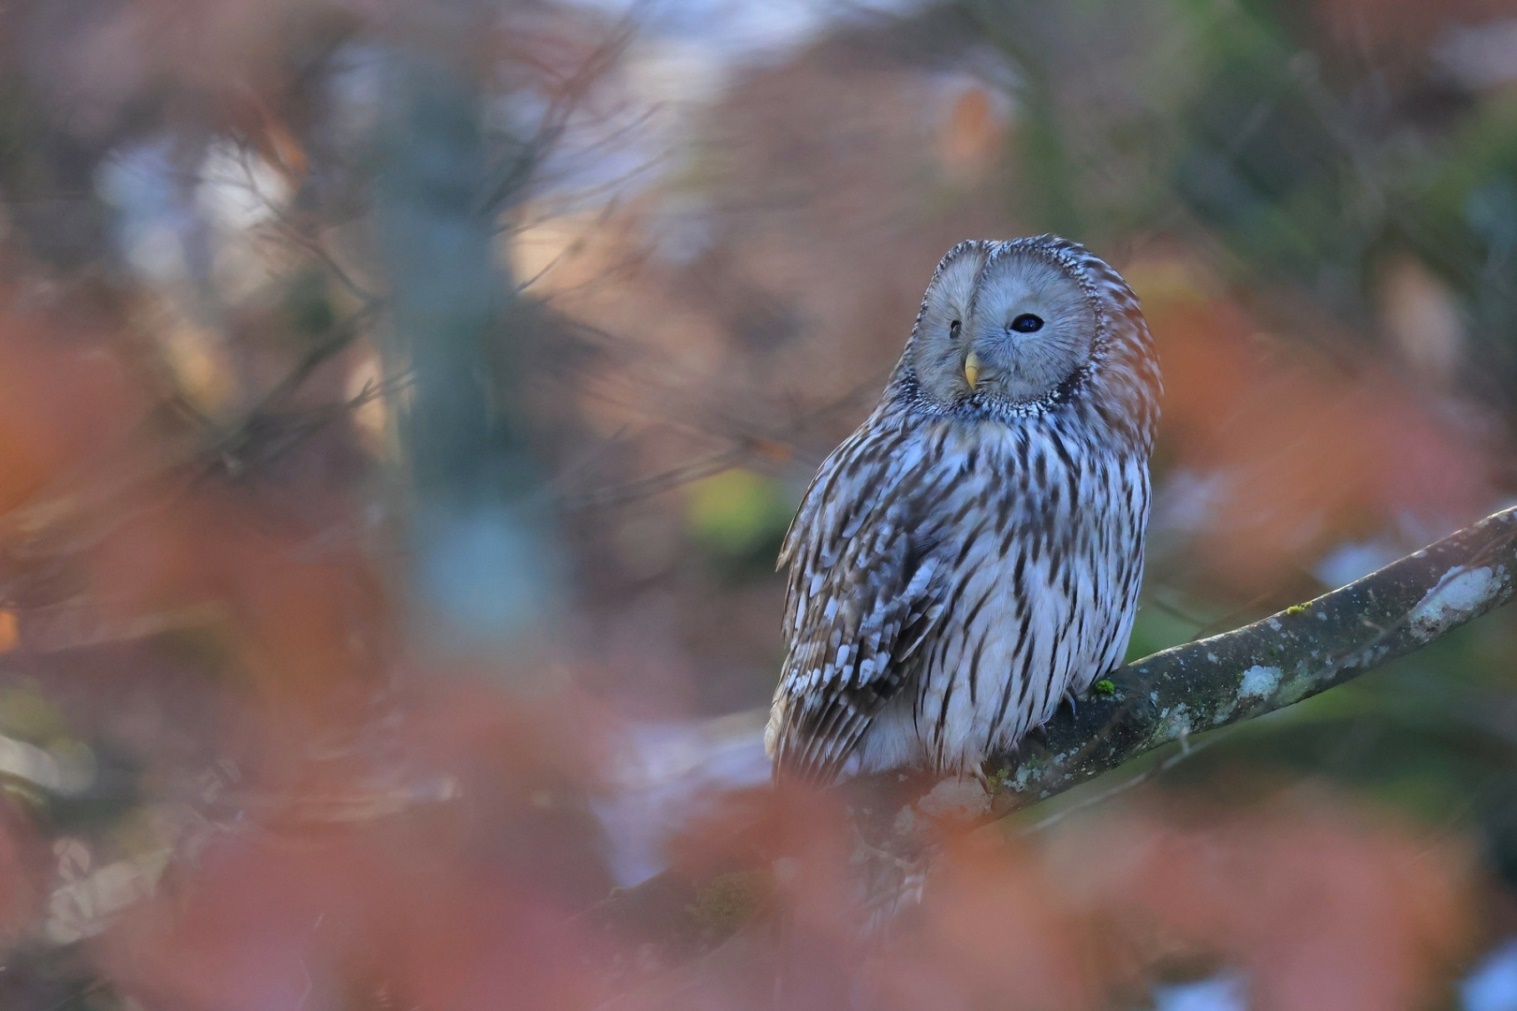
[766,235,1160,785]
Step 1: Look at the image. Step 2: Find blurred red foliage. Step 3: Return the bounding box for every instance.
[0,0,1507,1003]
[0,797,47,943]
[0,175,1488,1011]
[0,287,148,514]
[1148,276,1497,590]
[610,785,1474,1011]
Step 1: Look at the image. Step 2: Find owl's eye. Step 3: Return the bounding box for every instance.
[1011,313,1044,333]
[949,319,962,340]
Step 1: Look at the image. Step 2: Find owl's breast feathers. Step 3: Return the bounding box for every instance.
[767,400,1150,785]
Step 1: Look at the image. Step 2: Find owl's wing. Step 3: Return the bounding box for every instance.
[768,423,948,785]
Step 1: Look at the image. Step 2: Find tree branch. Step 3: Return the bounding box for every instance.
[980,504,1517,819]
[588,505,1517,970]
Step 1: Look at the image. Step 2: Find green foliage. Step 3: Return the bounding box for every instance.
[1125,597,1204,661]
[686,469,793,565]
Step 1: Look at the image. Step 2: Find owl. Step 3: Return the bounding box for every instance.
[766,235,1160,786]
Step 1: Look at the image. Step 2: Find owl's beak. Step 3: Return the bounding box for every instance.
[963,351,981,390]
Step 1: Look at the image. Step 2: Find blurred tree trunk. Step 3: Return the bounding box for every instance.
[373,4,558,656]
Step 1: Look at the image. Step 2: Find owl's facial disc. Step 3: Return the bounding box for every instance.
[963,248,1097,405]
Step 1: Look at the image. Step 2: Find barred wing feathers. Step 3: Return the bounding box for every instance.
[767,418,950,784]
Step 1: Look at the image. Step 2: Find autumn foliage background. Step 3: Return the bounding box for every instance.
[0,1,1516,1008]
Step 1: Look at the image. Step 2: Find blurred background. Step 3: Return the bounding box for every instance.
[0,0,1516,1007]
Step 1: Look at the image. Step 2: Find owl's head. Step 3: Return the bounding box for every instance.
[903,235,1152,421]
